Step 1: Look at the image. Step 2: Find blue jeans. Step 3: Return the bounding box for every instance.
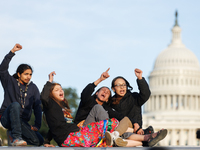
[1,102,44,146]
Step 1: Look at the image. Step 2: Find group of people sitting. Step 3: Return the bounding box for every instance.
[0,43,167,147]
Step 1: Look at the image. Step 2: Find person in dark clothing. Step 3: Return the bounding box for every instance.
[74,68,111,125]
[42,71,126,147]
[74,68,137,129]
[0,44,43,146]
[42,71,167,147]
[110,68,152,135]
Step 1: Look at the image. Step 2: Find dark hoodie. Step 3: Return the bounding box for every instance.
[0,51,42,129]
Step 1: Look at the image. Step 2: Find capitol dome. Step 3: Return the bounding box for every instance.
[143,12,200,146]
[148,15,200,95]
[154,24,200,71]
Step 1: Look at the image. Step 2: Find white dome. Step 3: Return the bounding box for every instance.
[153,25,200,71]
[149,23,200,95]
[154,46,200,71]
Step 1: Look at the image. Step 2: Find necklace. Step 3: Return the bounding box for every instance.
[17,80,28,109]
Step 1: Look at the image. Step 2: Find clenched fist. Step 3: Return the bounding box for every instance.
[134,68,143,80]
[11,44,22,53]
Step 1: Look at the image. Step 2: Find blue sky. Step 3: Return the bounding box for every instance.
[0,0,200,105]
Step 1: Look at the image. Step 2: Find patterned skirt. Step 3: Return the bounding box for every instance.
[61,118,119,147]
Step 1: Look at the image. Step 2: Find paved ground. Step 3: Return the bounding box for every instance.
[0,146,200,150]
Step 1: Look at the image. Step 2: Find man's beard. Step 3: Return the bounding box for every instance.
[19,79,26,85]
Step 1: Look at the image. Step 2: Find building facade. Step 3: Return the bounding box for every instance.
[143,13,200,146]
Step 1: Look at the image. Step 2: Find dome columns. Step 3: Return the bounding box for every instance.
[144,94,200,112]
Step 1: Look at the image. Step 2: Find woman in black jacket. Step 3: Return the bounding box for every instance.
[111,68,152,135]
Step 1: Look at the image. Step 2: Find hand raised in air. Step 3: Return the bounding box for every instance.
[134,68,143,80]
[49,71,56,83]
[11,44,22,53]
[100,68,110,81]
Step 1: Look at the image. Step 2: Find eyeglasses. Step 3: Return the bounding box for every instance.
[114,84,126,88]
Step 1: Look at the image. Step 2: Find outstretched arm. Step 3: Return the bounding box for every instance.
[48,71,56,83]
[0,44,22,87]
[133,68,150,135]
[11,43,22,53]
[134,68,143,80]
[81,68,110,103]
[41,71,56,106]
[134,68,151,106]
[94,68,110,86]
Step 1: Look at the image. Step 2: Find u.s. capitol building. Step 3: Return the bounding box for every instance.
[143,12,200,146]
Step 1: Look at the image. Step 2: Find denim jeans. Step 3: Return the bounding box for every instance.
[1,102,44,146]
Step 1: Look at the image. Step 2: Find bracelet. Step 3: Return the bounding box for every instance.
[135,127,142,134]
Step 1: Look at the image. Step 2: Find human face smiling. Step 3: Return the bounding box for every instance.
[17,69,32,84]
[52,85,64,101]
[96,87,111,103]
[112,78,127,97]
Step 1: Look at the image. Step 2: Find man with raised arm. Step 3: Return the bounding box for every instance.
[0,44,43,146]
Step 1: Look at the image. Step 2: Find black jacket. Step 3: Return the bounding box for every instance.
[74,83,97,124]
[74,83,137,125]
[110,77,151,128]
[41,81,79,146]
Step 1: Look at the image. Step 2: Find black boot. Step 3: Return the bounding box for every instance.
[143,126,154,135]
[142,141,149,147]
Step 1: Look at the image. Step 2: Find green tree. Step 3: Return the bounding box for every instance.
[0,127,7,145]
[63,87,80,118]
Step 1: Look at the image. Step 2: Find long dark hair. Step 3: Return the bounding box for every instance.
[93,86,112,105]
[49,83,71,113]
[13,64,33,79]
[111,76,133,105]
[111,76,133,91]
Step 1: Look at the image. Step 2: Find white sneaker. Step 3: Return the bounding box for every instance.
[105,131,114,146]
[11,139,27,146]
[114,137,128,147]
[105,131,128,147]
